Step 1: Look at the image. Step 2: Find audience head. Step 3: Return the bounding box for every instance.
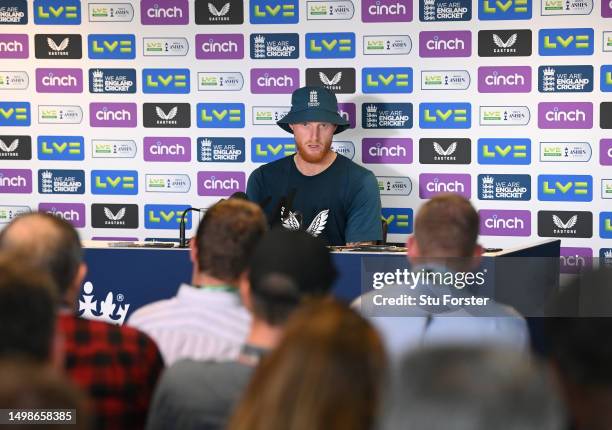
[193,199,267,283]
[229,299,387,430]
[382,346,563,430]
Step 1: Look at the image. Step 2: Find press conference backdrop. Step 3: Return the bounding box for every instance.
[0,0,610,272]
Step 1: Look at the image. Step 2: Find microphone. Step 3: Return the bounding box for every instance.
[178,207,204,248]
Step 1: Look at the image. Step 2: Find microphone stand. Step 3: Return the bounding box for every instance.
[178,207,203,248]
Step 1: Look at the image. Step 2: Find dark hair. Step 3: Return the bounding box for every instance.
[195,199,267,282]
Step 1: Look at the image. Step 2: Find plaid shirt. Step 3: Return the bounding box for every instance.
[58,313,164,430]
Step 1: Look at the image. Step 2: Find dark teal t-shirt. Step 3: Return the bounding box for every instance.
[246,154,382,246]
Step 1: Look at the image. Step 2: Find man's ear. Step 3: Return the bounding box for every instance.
[288,124,295,132]
[238,272,253,312]
[407,235,420,259]
[189,238,197,265]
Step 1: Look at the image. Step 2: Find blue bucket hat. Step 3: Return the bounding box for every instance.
[277,86,350,135]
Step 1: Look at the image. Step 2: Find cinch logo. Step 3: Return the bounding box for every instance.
[305,68,356,94]
[88,3,134,22]
[477,66,531,93]
[39,203,85,227]
[540,142,591,163]
[420,70,470,90]
[362,103,412,129]
[559,248,593,274]
[307,0,355,20]
[197,171,245,197]
[362,138,412,164]
[0,102,30,126]
[539,28,594,56]
[38,169,85,195]
[477,138,531,165]
[144,204,191,230]
[479,209,531,236]
[251,68,300,94]
[419,103,471,129]
[0,169,31,193]
[142,69,189,94]
[600,65,612,92]
[143,137,191,162]
[90,103,137,128]
[91,203,138,229]
[145,174,191,193]
[538,210,592,238]
[601,103,612,129]
[0,34,28,58]
[196,0,244,24]
[419,31,471,57]
[197,103,244,128]
[478,29,532,57]
[338,103,356,129]
[143,103,191,129]
[250,33,299,59]
[539,65,593,93]
[88,34,135,60]
[420,0,471,21]
[196,34,244,59]
[91,170,138,195]
[35,68,82,93]
[381,208,413,234]
[251,137,295,162]
[0,1,28,24]
[362,0,412,22]
[141,0,188,25]
[89,68,136,94]
[601,139,612,165]
[250,0,299,24]
[478,174,530,201]
[600,212,612,239]
[34,34,81,59]
[478,0,531,19]
[362,67,413,94]
[419,138,471,164]
[305,33,355,58]
[0,135,31,160]
[34,0,80,24]
[143,37,189,57]
[419,173,471,198]
[198,137,245,162]
[479,106,530,126]
[538,174,592,202]
[37,136,83,161]
[538,102,592,129]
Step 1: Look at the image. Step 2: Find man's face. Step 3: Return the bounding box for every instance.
[289,121,337,163]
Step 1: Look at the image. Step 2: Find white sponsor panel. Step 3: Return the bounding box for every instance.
[252,106,290,125]
[307,1,355,19]
[479,106,531,126]
[142,37,189,56]
[602,179,612,199]
[88,3,134,21]
[0,205,30,223]
[331,141,355,160]
[0,71,28,90]
[540,142,592,162]
[377,176,412,195]
[603,32,612,52]
[145,174,191,193]
[421,70,470,90]
[541,0,593,15]
[38,105,83,124]
[198,72,244,91]
[92,140,137,158]
[363,35,412,55]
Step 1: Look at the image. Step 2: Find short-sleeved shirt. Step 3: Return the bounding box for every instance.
[246,154,382,246]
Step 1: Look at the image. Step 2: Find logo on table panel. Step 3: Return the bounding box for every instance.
[145,174,191,193]
[419,31,471,57]
[78,281,131,325]
[307,1,355,19]
[419,138,471,164]
[600,103,612,129]
[250,33,299,59]
[88,34,135,60]
[538,102,592,129]
[539,28,593,56]
[420,0,471,20]
[331,141,355,160]
[381,208,413,234]
[251,68,300,94]
[421,70,470,90]
[143,103,191,129]
[305,33,355,58]
[541,0,593,14]
[90,103,136,128]
[39,203,85,228]
[251,138,295,162]
[559,248,593,274]
[363,35,412,55]
[419,103,471,129]
[196,0,244,24]
[196,34,243,59]
[538,175,592,202]
[143,137,190,162]
[478,30,531,57]
[145,204,191,230]
[198,72,243,91]
[600,212,612,239]
[0,205,29,223]
[419,173,471,199]
[0,1,27,24]
[362,67,413,94]
[538,210,592,238]
[197,103,244,128]
[0,169,31,193]
[91,170,138,195]
[91,204,138,228]
[198,171,245,197]
[34,0,80,24]
[141,0,188,24]
[362,0,412,22]
[143,37,189,56]
[305,68,356,94]
[142,69,189,94]
[35,34,81,59]
[478,0,531,19]
[89,69,136,94]
[0,34,27,58]
[601,139,612,165]
[198,137,245,162]
[377,177,412,196]
[88,3,134,22]
[250,0,299,23]
[477,66,531,93]
[337,103,356,129]
[252,106,290,125]
[479,210,531,236]
[35,68,82,93]
[38,169,85,195]
[0,102,29,127]
[477,139,530,165]
[92,140,137,159]
[362,103,412,129]
[538,65,593,93]
[37,136,83,161]
[478,174,530,201]
[38,105,82,124]
[540,142,591,162]
[602,179,612,199]
[0,136,30,160]
[0,71,28,90]
[362,138,412,164]
[479,106,530,126]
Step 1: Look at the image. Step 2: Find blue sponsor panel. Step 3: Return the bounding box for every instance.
[197,103,245,128]
[38,169,85,194]
[250,0,299,24]
[251,137,296,162]
[419,102,471,129]
[91,170,138,195]
[478,138,531,165]
[601,66,612,92]
[142,68,190,94]
[362,103,413,129]
[538,65,593,93]
[0,0,28,24]
[37,136,84,161]
[250,33,299,59]
[305,32,355,58]
[601,212,612,239]
[88,34,136,59]
[420,0,471,21]
[478,0,532,19]
[34,0,80,24]
[477,174,531,200]
[89,68,136,94]
[538,28,594,56]
[0,102,30,127]
[538,174,593,202]
[381,208,413,234]
[144,204,191,230]
[362,67,413,94]
[197,137,245,162]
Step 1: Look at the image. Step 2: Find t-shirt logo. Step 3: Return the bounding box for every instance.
[281,207,329,237]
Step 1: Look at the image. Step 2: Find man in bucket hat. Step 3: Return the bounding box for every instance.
[246,86,382,246]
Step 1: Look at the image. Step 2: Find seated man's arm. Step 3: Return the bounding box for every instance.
[345,172,383,245]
